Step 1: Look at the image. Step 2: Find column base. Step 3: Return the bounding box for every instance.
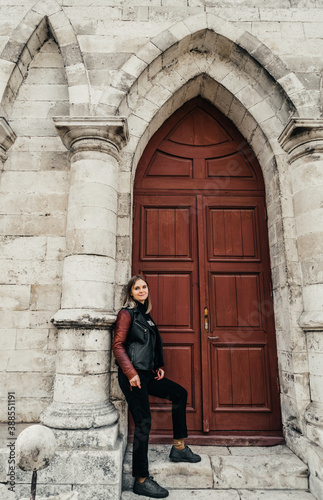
[51,423,119,450]
[41,401,119,430]
[16,436,125,500]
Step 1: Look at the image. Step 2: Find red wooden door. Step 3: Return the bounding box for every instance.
[133,98,282,444]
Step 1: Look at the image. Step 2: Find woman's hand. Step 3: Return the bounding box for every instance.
[129,374,141,389]
[154,368,165,381]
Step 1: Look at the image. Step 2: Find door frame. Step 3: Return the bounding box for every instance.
[131,98,284,445]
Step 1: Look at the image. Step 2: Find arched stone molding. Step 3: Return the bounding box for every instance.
[114,63,310,441]
[0,0,90,117]
[96,12,314,121]
[0,116,16,164]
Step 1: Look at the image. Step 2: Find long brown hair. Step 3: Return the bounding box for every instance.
[122,275,152,313]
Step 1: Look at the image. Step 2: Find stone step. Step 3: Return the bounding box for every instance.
[122,444,309,492]
[122,489,316,500]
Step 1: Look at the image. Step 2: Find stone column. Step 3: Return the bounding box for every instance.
[41,118,128,442]
[0,117,16,166]
[279,118,323,499]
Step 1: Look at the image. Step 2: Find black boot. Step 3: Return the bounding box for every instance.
[133,476,169,498]
[169,444,201,463]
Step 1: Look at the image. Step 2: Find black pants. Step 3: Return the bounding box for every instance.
[118,368,188,478]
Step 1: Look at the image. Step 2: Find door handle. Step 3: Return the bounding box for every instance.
[204,307,209,333]
[208,336,219,340]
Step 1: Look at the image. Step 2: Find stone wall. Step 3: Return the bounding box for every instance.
[0,36,69,422]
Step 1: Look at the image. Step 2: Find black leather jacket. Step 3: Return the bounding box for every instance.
[113,305,164,379]
[126,306,164,371]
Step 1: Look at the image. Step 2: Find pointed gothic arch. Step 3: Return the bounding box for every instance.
[115,53,308,442]
[0,0,90,116]
[97,13,314,121]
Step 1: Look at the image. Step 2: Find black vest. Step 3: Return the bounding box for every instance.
[125,306,164,371]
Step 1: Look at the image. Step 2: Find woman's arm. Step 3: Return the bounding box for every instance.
[112,309,138,381]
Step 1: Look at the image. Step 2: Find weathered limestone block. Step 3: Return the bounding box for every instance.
[0,371,53,398]
[1,171,69,194]
[0,485,15,500]
[68,180,117,212]
[16,443,124,488]
[61,280,114,310]
[5,349,56,373]
[20,494,78,500]
[123,453,212,490]
[211,454,308,490]
[1,259,63,286]
[52,425,119,450]
[61,254,116,309]
[15,484,72,500]
[15,328,48,350]
[0,285,30,311]
[30,285,61,311]
[239,491,315,500]
[56,350,109,375]
[53,372,109,404]
[57,327,110,351]
[0,329,16,349]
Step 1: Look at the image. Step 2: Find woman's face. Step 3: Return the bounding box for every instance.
[131,279,149,304]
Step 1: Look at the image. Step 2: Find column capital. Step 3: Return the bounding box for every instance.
[278,117,323,163]
[53,116,129,159]
[0,117,16,163]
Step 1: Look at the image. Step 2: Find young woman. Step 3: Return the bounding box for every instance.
[112,275,201,499]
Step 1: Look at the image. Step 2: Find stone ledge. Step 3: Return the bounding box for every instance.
[299,311,323,332]
[122,490,316,500]
[122,490,240,500]
[51,308,117,328]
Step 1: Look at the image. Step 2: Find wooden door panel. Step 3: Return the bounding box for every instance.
[208,207,258,260]
[140,205,192,261]
[147,151,192,177]
[249,347,268,406]
[236,275,261,328]
[211,345,269,409]
[210,273,262,329]
[168,106,232,147]
[231,348,252,405]
[211,274,238,327]
[145,273,193,329]
[206,151,256,179]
